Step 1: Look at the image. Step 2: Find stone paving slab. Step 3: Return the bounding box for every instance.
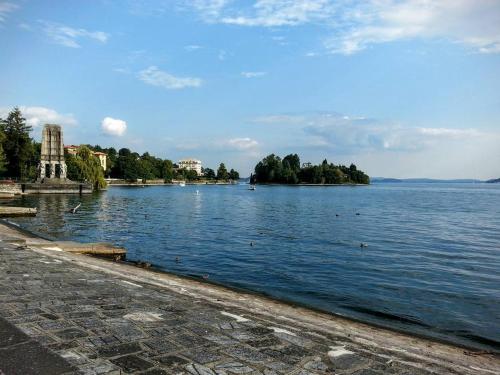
[0,317,76,374]
[0,229,499,374]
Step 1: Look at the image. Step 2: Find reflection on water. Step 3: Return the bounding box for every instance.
[6,183,500,351]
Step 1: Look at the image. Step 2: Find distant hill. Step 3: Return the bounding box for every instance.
[371,178,403,183]
[486,178,500,183]
[372,177,484,183]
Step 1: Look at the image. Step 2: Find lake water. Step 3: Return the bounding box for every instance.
[5,183,500,351]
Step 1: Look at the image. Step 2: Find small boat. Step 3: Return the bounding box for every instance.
[248,185,256,191]
[179,181,186,187]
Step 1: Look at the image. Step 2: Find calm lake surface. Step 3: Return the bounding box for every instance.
[5,183,500,351]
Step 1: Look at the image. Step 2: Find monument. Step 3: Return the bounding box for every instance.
[38,124,67,181]
[22,124,92,194]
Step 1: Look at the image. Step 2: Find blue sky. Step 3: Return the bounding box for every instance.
[1,0,499,178]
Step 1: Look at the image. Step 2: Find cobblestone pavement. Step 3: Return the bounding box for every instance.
[0,238,498,375]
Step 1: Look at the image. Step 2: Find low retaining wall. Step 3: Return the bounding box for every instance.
[23,182,93,194]
[0,183,22,195]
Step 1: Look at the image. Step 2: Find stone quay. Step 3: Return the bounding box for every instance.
[0,223,498,375]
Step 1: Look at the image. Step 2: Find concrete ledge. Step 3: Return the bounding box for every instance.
[0,207,37,217]
[31,241,126,260]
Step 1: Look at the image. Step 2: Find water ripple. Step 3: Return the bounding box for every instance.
[7,182,500,351]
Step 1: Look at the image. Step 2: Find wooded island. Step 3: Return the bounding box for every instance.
[252,154,369,185]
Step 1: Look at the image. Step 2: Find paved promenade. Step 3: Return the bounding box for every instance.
[0,224,498,374]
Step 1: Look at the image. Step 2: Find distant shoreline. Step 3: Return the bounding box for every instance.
[371,178,490,183]
[254,183,369,186]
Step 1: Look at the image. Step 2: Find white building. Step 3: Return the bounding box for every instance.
[93,152,107,171]
[178,158,202,176]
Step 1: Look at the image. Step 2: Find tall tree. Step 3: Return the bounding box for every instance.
[162,159,174,181]
[283,154,300,173]
[229,169,239,180]
[0,127,7,174]
[0,107,34,180]
[104,147,117,177]
[217,163,228,180]
[254,154,282,183]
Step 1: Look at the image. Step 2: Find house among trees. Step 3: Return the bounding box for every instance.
[178,158,202,176]
[65,145,107,170]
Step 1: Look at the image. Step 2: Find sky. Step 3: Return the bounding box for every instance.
[1,0,500,179]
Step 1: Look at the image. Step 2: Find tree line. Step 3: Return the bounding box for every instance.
[82,146,239,182]
[0,107,240,186]
[253,154,369,184]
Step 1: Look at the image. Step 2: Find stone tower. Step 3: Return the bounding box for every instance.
[39,124,67,180]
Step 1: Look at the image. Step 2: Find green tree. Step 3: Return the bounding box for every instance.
[185,169,199,181]
[138,153,155,180]
[228,168,239,180]
[254,154,283,183]
[113,148,141,180]
[65,153,80,180]
[283,154,300,173]
[0,107,34,180]
[217,163,229,180]
[298,165,314,183]
[65,145,106,190]
[104,147,117,177]
[161,160,174,182]
[0,128,7,174]
[203,168,216,180]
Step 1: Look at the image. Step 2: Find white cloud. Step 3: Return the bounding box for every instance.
[325,0,500,55]
[174,141,200,151]
[255,111,492,153]
[18,22,32,30]
[0,1,18,23]
[101,117,127,137]
[41,21,109,48]
[253,114,306,124]
[417,127,481,138]
[300,113,487,152]
[188,0,231,20]
[224,137,259,150]
[184,44,202,51]
[182,1,500,55]
[241,71,267,78]
[138,66,202,89]
[213,0,336,27]
[113,67,130,74]
[0,106,77,127]
[163,136,259,153]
